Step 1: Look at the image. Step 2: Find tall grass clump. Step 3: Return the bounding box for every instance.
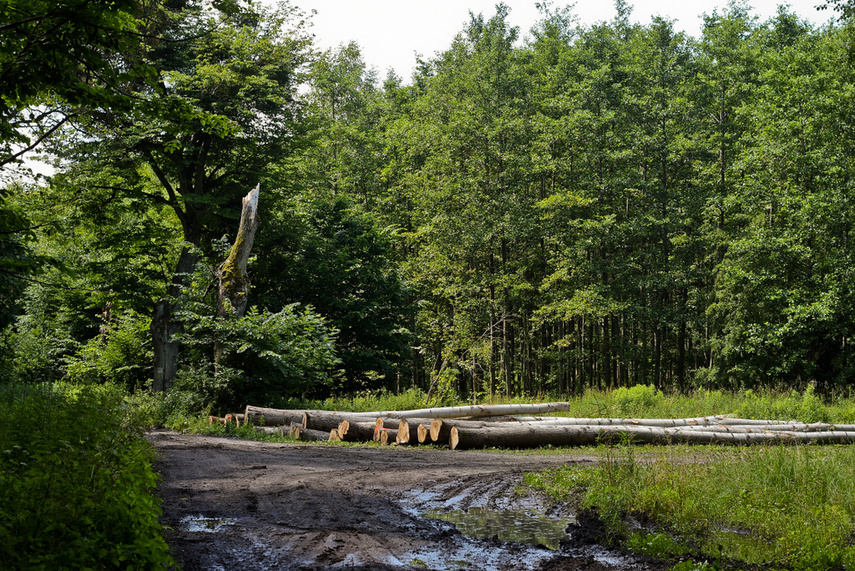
[0,383,174,570]
[529,444,855,569]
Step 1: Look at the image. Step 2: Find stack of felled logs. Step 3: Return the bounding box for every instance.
[209,413,245,426]
[236,403,855,450]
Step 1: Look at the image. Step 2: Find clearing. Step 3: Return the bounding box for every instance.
[149,431,670,570]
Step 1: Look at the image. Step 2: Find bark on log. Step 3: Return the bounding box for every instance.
[254,426,280,435]
[397,420,426,445]
[288,425,330,442]
[367,402,576,419]
[373,427,397,443]
[337,420,378,442]
[448,423,855,450]
[430,418,452,443]
[302,411,380,432]
[244,406,303,426]
[495,416,731,427]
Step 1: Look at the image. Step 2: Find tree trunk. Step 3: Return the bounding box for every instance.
[417,422,430,443]
[301,410,380,432]
[448,423,855,450]
[289,425,331,442]
[151,237,200,393]
[374,427,397,443]
[218,184,261,320]
[215,184,261,365]
[151,300,180,392]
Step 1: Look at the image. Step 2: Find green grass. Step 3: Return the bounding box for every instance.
[295,384,855,424]
[0,383,174,570]
[148,383,855,569]
[526,443,855,570]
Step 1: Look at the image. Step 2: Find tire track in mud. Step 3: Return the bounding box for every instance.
[148,431,668,570]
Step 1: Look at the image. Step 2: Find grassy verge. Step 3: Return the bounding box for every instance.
[0,383,174,570]
[281,384,855,424]
[526,443,855,570]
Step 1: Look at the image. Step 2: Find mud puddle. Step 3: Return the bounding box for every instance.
[401,474,659,570]
[151,432,668,570]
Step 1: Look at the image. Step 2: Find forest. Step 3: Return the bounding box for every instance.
[2,0,855,414]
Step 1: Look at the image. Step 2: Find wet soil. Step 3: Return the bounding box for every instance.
[149,431,671,571]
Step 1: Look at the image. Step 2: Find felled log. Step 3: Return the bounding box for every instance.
[302,410,380,432]
[248,402,577,424]
[255,426,280,435]
[373,426,397,443]
[495,416,731,427]
[448,423,855,450]
[244,406,303,426]
[397,420,430,445]
[372,402,575,419]
[209,416,225,425]
[288,425,330,442]
[417,422,430,444]
[430,418,452,443]
[337,420,378,442]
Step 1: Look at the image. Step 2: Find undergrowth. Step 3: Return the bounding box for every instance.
[0,383,174,570]
[526,442,855,570]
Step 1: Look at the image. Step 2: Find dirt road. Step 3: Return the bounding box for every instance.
[149,431,668,570]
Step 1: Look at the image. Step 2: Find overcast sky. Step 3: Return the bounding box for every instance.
[286,0,835,80]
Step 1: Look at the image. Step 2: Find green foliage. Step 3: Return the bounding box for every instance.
[612,384,663,417]
[317,387,433,413]
[735,385,837,423]
[7,1,855,405]
[64,310,153,390]
[177,301,341,413]
[529,443,855,570]
[254,194,409,393]
[624,531,691,558]
[0,383,173,569]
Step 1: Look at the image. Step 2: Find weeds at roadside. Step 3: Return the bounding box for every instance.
[525,441,855,570]
[0,383,174,570]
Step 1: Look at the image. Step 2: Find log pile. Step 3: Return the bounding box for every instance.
[229,403,855,450]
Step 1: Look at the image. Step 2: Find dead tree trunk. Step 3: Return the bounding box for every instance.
[215,184,261,364]
[218,184,260,319]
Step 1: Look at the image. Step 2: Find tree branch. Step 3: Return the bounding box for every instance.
[0,113,73,168]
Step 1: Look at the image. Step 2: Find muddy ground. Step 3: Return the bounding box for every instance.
[149,431,671,571]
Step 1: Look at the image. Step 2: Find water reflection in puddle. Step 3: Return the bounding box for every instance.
[181,515,237,533]
[425,507,575,550]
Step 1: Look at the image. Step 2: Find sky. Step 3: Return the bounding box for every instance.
[287,0,836,80]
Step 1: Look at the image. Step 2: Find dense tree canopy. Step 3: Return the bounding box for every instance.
[2,0,852,410]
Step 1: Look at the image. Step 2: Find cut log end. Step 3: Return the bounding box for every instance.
[417,422,430,444]
[449,426,460,451]
[397,420,411,445]
[430,418,443,442]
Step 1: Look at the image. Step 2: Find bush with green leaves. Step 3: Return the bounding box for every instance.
[176,303,341,413]
[0,383,173,570]
[63,309,153,390]
[612,384,663,417]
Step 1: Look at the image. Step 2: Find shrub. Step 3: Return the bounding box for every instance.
[0,383,174,570]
